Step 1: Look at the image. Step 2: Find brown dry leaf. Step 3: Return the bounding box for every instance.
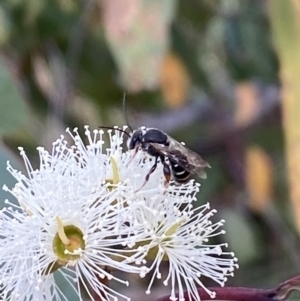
[245,146,273,213]
[270,0,300,233]
[160,53,190,108]
[102,0,177,92]
[293,0,300,15]
[234,82,260,127]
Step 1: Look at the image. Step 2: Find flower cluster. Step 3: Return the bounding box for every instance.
[0,126,238,301]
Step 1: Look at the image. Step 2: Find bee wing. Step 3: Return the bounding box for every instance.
[150,136,210,179]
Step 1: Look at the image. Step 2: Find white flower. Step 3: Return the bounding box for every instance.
[64,127,238,300]
[139,204,237,300]
[0,134,147,301]
[0,126,238,301]
[129,202,238,301]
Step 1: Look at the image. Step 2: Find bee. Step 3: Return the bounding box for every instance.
[102,95,210,189]
[127,126,211,188]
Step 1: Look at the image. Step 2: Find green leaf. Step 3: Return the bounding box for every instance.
[0,6,11,46]
[54,271,80,301]
[0,59,28,136]
[25,0,45,25]
[222,209,261,264]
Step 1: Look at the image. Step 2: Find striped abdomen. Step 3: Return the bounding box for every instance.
[169,160,191,183]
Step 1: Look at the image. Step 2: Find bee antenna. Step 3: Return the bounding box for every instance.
[123,93,133,133]
[98,126,131,138]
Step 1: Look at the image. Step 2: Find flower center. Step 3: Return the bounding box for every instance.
[53,216,85,265]
[139,222,181,261]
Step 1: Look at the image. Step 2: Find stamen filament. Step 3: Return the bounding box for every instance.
[56,216,70,245]
[110,156,120,184]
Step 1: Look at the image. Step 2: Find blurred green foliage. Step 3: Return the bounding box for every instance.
[0,0,299,299]
[0,59,28,135]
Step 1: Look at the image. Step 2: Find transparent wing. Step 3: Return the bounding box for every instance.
[150,136,210,179]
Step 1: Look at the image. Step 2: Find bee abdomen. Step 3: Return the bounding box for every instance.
[169,161,191,183]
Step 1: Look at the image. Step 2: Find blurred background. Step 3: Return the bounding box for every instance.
[0,0,300,300]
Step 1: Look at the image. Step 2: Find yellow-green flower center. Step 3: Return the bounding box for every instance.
[137,222,182,261]
[53,217,85,265]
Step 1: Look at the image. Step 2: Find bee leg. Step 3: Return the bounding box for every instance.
[135,156,158,192]
[160,156,171,187]
[127,146,140,167]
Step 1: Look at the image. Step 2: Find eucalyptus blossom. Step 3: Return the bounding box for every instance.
[0,126,238,301]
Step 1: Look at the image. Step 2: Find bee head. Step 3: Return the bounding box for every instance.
[128,127,144,149]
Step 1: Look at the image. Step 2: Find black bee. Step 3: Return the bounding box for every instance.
[127,126,210,187]
[101,95,210,188]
